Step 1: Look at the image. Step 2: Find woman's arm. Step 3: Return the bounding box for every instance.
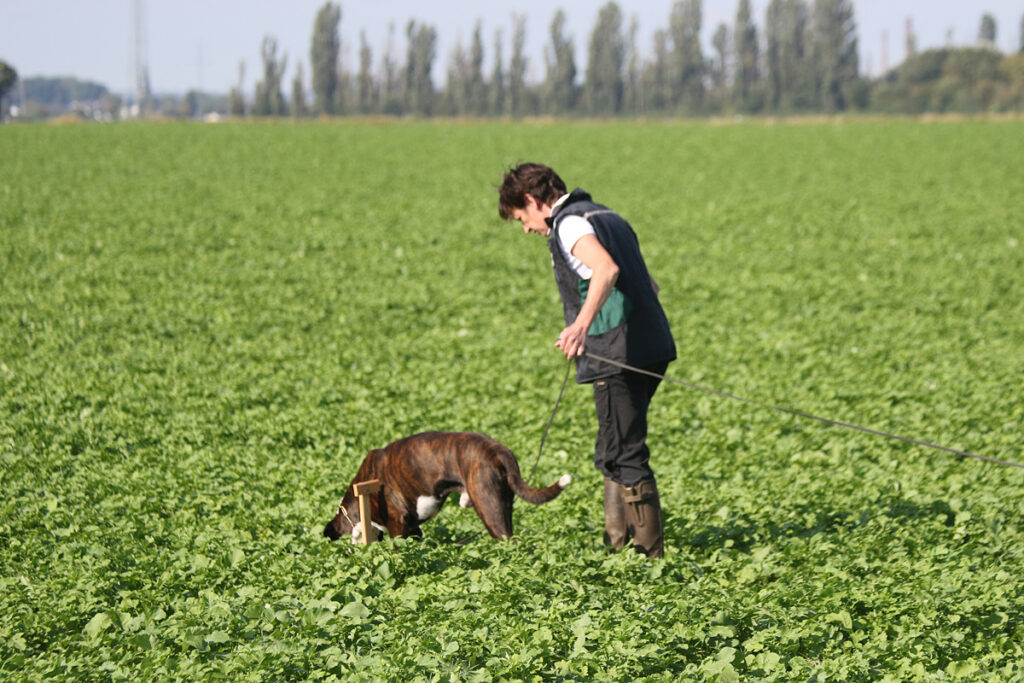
[555,234,619,358]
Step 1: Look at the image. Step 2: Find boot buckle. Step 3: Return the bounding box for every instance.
[621,485,647,525]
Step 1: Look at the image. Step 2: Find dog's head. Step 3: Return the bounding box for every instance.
[323,495,385,543]
[323,495,357,540]
[324,450,388,543]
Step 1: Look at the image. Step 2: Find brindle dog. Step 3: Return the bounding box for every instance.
[324,431,571,542]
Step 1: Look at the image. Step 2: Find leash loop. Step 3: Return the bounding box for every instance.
[527,356,574,485]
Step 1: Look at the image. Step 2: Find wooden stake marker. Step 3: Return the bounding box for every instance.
[352,479,382,545]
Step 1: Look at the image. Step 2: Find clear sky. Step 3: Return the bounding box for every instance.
[1,1,1022,96]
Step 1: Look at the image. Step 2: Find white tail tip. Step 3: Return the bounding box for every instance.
[558,474,572,488]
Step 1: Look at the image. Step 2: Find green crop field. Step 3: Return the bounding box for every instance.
[2,119,1023,681]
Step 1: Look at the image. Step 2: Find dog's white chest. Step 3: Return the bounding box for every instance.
[416,495,442,521]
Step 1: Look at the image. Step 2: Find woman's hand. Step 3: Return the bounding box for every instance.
[556,321,589,358]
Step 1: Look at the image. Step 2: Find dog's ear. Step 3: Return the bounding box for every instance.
[367,448,385,472]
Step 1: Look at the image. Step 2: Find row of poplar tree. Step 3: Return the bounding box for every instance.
[234,1,1020,118]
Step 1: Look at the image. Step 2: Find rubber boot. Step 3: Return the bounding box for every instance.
[603,477,630,550]
[619,479,664,558]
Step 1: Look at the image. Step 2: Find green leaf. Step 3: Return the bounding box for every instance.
[340,601,370,620]
[946,660,979,678]
[717,664,740,683]
[827,611,853,630]
[83,612,112,640]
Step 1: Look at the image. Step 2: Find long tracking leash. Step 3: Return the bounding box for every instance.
[526,352,1023,480]
[560,351,1023,470]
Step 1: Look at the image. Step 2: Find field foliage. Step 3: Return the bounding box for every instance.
[2,119,1023,680]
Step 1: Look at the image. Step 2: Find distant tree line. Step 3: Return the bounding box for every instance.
[5,75,230,120]
[3,2,1024,121]
[227,1,1022,118]
[0,60,18,115]
[874,48,1024,115]
[243,0,871,118]
[20,76,107,104]
[5,75,118,119]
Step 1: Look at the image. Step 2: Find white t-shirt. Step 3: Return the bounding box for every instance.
[551,194,595,280]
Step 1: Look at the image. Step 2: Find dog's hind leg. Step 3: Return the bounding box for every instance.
[465,475,515,539]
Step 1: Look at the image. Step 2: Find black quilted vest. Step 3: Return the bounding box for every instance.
[547,188,676,383]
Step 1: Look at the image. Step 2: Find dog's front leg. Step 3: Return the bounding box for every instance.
[386,508,415,538]
[398,511,423,539]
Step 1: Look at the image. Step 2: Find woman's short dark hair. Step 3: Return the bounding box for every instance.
[498,163,567,220]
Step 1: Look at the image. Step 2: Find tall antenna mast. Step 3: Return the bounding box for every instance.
[132,0,151,111]
[880,30,888,76]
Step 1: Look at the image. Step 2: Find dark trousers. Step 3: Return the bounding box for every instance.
[592,362,668,487]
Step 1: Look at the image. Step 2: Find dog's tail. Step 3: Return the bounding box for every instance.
[499,446,571,505]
